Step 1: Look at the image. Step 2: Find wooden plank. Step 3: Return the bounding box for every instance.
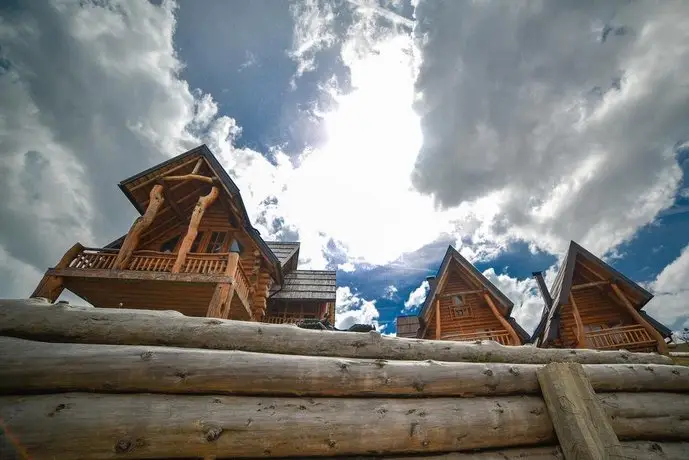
[113,185,164,270]
[537,362,623,459]
[483,293,521,345]
[172,186,219,273]
[2,336,689,397]
[0,300,672,364]
[438,289,486,298]
[161,186,187,223]
[611,283,668,354]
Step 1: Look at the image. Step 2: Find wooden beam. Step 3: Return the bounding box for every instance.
[161,187,186,223]
[439,289,485,298]
[569,292,586,348]
[48,267,232,284]
[191,157,203,174]
[30,243,85,301]
[113,184,164,270]
[537,362,623,460]
[0,299,673,364]
[129,156,200,192]
[206,283,234,319]
[571,280,610,290]
[483,293,521,345]
[611,282,668,354]
[162,174,217,184]
[576,259,606,281]
[172,186,219,273]
[435,299,441,339]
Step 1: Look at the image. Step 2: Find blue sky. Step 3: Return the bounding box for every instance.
[0,0,688,337]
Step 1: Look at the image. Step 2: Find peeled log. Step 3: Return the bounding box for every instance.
[0,300,672,365]
[2,393,689,459]
[1,337,688,397]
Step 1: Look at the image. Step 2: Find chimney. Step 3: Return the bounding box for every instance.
[425,275,436,290]
[532,271,553,309]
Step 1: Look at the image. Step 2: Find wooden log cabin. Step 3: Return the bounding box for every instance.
[396,246,529,345]
[531,240,672,354]
[30,145,336,324]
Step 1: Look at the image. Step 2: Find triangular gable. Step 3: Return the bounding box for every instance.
[265,241,300,274]
[535,240,654,344]
[419,246,515,325]
[116,144,283,283]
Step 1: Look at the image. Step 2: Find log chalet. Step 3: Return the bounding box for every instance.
[30,145,336,324]
[531,240,672,354]
[396,245,529,345]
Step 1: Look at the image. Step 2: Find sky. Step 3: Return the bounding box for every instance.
[0,0,688,337]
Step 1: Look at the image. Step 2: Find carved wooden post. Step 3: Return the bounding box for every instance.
[113,185,164,270]
[172,186,219,273]
[31,243,84,302]
[569,292,586,348]
[435,299,441,339]
[206,240,240,319]
[483,293,521,345]
[611,282,668,354]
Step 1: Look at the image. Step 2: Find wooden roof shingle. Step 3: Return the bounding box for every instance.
[270,270,336,301]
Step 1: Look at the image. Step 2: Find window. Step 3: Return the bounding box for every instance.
[190,232,204,253]
[451,305,471,319]
[205,231,228,253]
[160,235,180,253]
[452,295,464,306]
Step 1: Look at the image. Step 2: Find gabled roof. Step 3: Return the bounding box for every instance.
[419,245,514,323]
[532,241,656,345]
[269,270,336,301]
[116,144,283,283]
[265,241,300,274]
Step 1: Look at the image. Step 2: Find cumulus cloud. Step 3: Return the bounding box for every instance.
[384,284,398,299]
[645,244,689,331]
[335,286,380,329]
[403,279,429,312]
[412,1,689,257]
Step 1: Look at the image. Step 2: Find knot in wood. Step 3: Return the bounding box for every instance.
[483,369,493,376]
[204,425,223,442]
[114,439,132,453]
[140,351,154,361]
[509,367,520,376]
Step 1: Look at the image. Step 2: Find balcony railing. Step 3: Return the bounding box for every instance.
[440,329,512,345]
[66,247,252,309]
[584,325,656,351]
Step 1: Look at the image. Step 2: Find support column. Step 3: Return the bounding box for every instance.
[113,185,164,270]
[611,282,668,354]
[172,186,219,273]
[31,243,84,302]
[569,292,586,348]
[435,299,441,339]
[206,240,240,319]
[483,293,521,345]
[537,362,623,460]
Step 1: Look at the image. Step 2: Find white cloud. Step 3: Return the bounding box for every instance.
[383,284,398,299]
[645,244,689,331]
[411,1,689,257]
[403,279,429,312]
[335,286,380,330]
[288,0,337,82]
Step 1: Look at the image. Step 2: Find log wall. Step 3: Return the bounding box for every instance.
[0,298,686,460]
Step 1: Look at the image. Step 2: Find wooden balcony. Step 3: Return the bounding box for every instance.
[46,247,252,318]
[440,329,513,345]
[584,325,658,352]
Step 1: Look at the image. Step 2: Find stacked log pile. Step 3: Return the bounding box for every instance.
[1,298,688,459]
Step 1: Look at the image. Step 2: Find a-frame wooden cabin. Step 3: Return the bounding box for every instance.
[31,145,336,324]
[531,240,671,354]
[397,246,529,345]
